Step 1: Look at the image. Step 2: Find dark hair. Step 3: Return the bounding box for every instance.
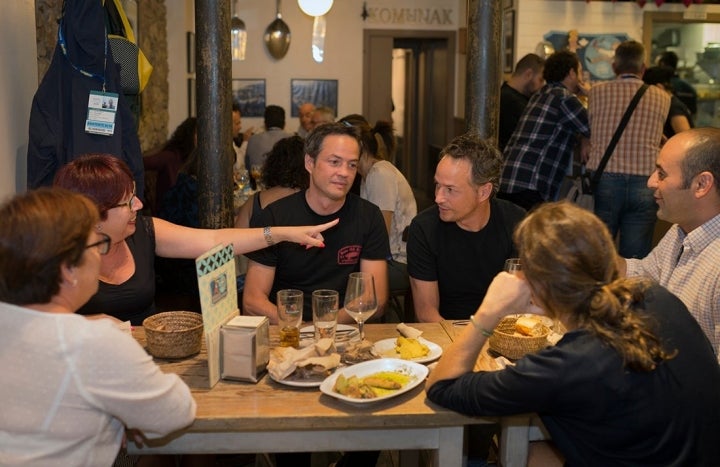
[162,117,197,163]
[304,122,362,161]
[514,201,676,371]
[613,40,645,75]
[513,53,545,77]
[232,101,241,114]
[679,127,720,192]
[264,105,285,129]
[53,154,134,219]
[658,50,679,70]
[261,136,309,190]
[543,50,579,83]
[439,133,503,195]
[338,114,396,162]
[0,188,98,305]
[643,65,674,89]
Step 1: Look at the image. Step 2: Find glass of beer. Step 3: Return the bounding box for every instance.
[277,289,303,347]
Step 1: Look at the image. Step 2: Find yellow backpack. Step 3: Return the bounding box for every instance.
[105,0,153,94]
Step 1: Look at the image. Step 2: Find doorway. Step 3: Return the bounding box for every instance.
[642,11,720,127]
[363,30,455,208]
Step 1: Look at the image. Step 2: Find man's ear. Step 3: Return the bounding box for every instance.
[694,171,715,198]
[305,154,314,172]
[477,182,493,203]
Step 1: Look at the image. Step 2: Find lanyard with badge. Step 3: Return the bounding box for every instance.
[58,21,119,136]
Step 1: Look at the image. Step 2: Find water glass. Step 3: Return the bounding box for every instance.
[277,289,303,347]
[312,289,339,341]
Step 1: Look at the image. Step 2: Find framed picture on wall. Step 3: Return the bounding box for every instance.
[503,10,515,73]
[188,78,196,117]
[187,32,195,74]
[290,79,338,118]
[232,79,266,117]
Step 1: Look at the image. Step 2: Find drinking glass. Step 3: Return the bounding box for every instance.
[343,272,377,341]
[277,289,303,347]
[234,168,249,191]
[312,289,339,341]
[250,164,263,189]
[504,258,522,274]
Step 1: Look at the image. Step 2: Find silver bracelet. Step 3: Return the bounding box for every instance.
[263,226,274,246]
[469,314,494,337]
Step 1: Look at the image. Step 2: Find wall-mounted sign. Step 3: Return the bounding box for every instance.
[364,0,457,29]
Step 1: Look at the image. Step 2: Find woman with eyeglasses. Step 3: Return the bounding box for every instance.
[54,153,337,325]
[0,188,196,465]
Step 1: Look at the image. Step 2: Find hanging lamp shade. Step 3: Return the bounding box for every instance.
[298,0,333,17]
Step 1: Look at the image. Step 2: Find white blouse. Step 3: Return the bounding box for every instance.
[0,303,196,466]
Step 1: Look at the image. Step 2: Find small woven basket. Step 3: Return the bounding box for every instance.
[143,311,204,359]
[488,316,550,360]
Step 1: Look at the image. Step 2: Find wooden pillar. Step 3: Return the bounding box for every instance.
[195,0,235,229]
[465,0,502,142]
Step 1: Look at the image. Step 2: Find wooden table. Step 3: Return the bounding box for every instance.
[128,323,491,466]
[441,320,547,467]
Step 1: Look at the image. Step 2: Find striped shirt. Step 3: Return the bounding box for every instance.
[626,213,720,362]
[587,76,670,176]
[501,82,590,201]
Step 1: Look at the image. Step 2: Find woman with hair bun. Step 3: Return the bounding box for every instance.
[338,115,417,297]
[427,201,720,466]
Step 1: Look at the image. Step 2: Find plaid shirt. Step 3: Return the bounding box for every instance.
[587,76,670,176]
[626,213,720,363]
[500,82,590,200]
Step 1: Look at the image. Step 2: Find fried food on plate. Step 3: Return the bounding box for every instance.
[395,336,429,360]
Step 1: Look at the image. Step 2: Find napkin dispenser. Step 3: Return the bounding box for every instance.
[220,315,270,382]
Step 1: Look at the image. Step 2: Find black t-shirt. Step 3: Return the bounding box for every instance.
[76,215,157,325]
[499,82,530,152]
[664,94,694,139]
[246,191,390,320]
[407,198,525,319]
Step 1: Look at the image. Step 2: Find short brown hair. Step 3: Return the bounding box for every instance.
[54,154,134,219]
[0,188,98,305]
[304,122,362,161]
[440,133,503,195]
[613,40,645,75]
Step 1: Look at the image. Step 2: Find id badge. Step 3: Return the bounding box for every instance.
[85,90,119,136]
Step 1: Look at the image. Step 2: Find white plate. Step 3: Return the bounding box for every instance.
[268,372,327,388]
[319,358,428,405]
[372,337,443,363]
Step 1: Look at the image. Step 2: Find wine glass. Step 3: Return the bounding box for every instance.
[344,272,377,341]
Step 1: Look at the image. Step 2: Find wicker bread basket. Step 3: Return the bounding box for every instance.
[488,315,550,360]
[143,311,204,359]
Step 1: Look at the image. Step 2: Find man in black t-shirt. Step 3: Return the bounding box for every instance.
[499,53,545,151]
[407,134,525,321]
[243,123,390,324]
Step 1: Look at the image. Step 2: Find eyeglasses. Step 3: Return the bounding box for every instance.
[112,183,136,210]
[86,233,111,255]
